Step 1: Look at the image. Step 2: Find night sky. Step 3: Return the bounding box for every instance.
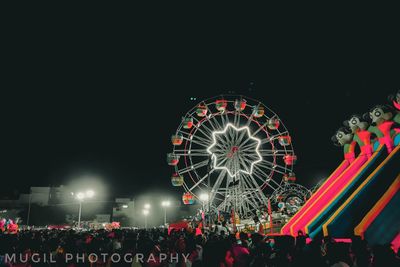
[1,9,399,200]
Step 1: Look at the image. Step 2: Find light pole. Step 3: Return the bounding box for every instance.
[143,203,151,229]
[27,188,32,226]
[143,209,149,229]
[199,193,209,229]
[75,190,94,229]
[161,201,170,225]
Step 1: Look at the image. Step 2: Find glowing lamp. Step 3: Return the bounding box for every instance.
[199,193,209,202]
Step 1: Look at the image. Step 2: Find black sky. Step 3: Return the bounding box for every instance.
[1,7,399,199]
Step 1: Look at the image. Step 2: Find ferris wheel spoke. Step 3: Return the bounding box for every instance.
[245,112,255,127]
[217,198,230,212]
[178,159,210,175]
[258,149,292,153]
[243,187,263,213]
[254,163,286,177]
[246,175,270,203]
[240,175,264,205]
[251,171,279,191]
[250,169,271,184]
[240,130,288,151]
[181,136,210,148]
[240,112,254,126]
[178,130,211,147]
[237,156,255,175]
[239,135,267,150]
[252,164,275,178]
[174,149,207,152]
[213,194,226,203]
[235,114,255,144]
[264,180,279,192]
[239,141,257,151]
[260,131,289,145]
[257,161,288,174]
[217,139,230,151]
[252,119,278,138]
[209,114,224,130]
[236,130,249,148]
[242,154,263,164]
[252,121,270,136]
[223,110,230,126]
[214,134,229,148]
[174,148,209,157]
[233,110,241,127]
[205,114,222,132]
[258,152,292,157]
[191,116,215,136]
[214,156,229,168]
[268,175,283,188]
[237,133,262,150]
[217,112,226,127]
[209,170,227,206]
[257,159,288,172]
[188,169,215,192]
[191,133,212,145]
[193,125,215,141]
[243,199,259,214]
[187,121,215,141]
[220,122,237,145]
[174,152,210,157]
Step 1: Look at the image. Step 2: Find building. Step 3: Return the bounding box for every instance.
[112,198,135,226]
[0,186,114,225]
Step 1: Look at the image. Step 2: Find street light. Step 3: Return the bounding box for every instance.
[76,192,85,200]
[86,190,95,198]
[161,201,171,225]
[143,209,149,229]
[199,193,209,202]
[144,203,151,210]
[74,190,95,229]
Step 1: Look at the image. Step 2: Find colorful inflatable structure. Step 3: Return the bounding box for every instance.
[281,90,400,248]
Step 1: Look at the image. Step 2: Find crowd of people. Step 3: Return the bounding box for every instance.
[0,225,399,267]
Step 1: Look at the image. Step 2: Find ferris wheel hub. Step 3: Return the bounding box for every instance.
[207,123,262,178]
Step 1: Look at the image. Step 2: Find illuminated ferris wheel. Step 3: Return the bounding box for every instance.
[167,95,296,218]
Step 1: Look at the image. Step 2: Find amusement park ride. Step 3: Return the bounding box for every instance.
[167,90,400,248]
[167,95,308,221]
[281,90,400,247]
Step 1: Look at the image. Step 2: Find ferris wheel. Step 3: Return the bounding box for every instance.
[270,182,311,211]
[167,95,297,218]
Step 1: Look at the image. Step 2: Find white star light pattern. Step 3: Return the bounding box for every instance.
[207,123,262,177]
